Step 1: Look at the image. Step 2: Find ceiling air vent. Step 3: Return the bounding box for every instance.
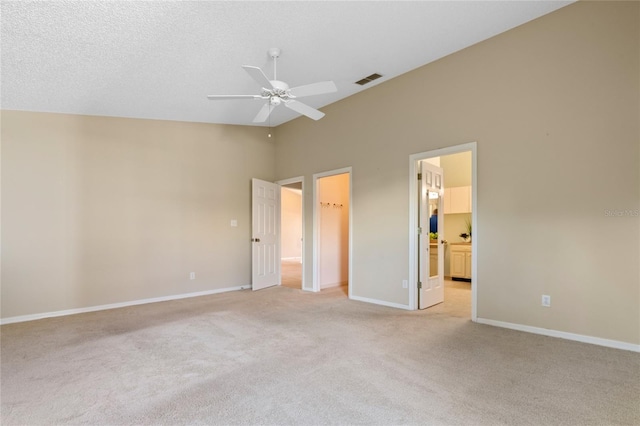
[355,73,383,86]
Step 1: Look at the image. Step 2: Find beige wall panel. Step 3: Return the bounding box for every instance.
[1,111,275,318]
[275,2,639,344]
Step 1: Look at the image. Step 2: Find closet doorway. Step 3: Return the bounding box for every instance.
[313,168,352,297]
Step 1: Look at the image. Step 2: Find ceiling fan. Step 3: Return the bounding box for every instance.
[207,48,337,123]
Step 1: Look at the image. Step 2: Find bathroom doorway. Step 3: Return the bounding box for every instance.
[409,142,477,319]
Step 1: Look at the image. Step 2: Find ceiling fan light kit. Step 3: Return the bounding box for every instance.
[207,48,337,123]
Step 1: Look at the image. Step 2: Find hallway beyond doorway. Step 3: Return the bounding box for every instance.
[281,259,301,289]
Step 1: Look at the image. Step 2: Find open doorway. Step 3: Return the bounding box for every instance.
[278,177,304,290]
[424,153,473,317]
[409,143,477,320]
[313,168,352,297]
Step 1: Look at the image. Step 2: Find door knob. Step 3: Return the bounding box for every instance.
[252,238,261,242]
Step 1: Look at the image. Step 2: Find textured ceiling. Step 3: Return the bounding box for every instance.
[1,1,572,127]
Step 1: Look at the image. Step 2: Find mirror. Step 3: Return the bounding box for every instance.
[428,191,439,277]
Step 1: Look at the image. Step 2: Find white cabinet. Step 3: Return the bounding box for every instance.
[450,244,471,280]
[443,186,471,214]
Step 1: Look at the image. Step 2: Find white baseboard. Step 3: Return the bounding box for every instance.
[0,285,251,325]
[320,280,348,290]
[476,317,640,353]
[350,295,411,310]
[281,257,302,262]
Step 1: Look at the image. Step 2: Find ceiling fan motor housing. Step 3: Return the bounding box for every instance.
[267,80,291,105]
[270,80,289,94]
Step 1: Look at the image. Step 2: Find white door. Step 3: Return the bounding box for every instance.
[419,162,445,309]
[252,178,280,291]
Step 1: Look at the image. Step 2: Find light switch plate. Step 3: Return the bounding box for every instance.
[230,220,238,227]
[542,295,551,307]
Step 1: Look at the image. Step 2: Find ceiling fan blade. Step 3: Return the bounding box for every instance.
[289,81,337,98]
[207,94,263,100]
[252,102,275,123]
[284,100,325,121]
[242,65,274,90]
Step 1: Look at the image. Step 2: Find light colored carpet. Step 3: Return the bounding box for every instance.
[1,284,639,425]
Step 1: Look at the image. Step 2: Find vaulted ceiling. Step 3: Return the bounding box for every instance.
[1,1,572,126]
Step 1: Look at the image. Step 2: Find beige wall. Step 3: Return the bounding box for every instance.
[318,173,349,288]
[274,2,639,344]
[281,187,302,259]
[1,111,275,318]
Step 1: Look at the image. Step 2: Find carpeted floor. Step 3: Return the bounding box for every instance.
[1,283,638,425]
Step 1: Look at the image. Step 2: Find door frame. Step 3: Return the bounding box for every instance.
[408,142,477,320]
[312,167,353,295]
[276,176,306,290]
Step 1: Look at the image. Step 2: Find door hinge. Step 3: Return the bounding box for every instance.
[417,227,422,234]
[417,173,422,180]
[418,281,422,289]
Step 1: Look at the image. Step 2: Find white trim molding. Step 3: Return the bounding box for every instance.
[476,318,640,353]
[408,142,477,319]
[350,295,411,311]
[320,280,349,290]
[0,285,250,325]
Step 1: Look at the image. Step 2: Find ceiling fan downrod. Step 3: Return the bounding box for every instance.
[268,47,281,80]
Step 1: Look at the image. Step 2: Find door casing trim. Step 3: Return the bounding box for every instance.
[408,142,477,320]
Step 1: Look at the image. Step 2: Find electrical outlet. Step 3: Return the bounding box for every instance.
[190,272,196,280]
[542,295,551,307]
[402,280,408,289]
